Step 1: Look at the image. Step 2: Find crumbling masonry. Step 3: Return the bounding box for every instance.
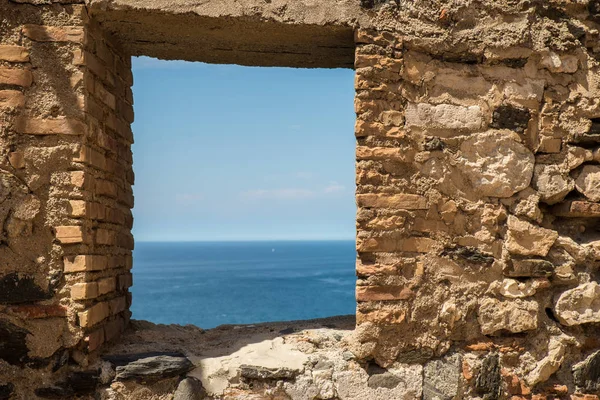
[2,0,600,398]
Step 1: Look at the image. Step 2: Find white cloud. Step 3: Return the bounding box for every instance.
[323,182,345,194]
[241,188,316,200]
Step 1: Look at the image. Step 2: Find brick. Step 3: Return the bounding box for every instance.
[70,171,87,188]
[8,151,25,169]
[7,304,67,319]
[88,203,106,220]
[356,146,414,163]
[72,48,84,66]
[16,117,87,135]
[0,45,29,62]
[75,146,107,170]
[356,285,414,301]
[64,255,108,273]
[0,67,32,87]
[98,277,116,295]
[23,25,84,43]
[0,90,25,108]
[95,82,116,109]
[104,317,124,342]
[78,302,109,327]
[71,282,99,300]
[85,328,104,352]
[68,200,86,218]
[95,179,117,197]
[96,228,115,245]
[356,261,400,276]
[109,296,127,315]
[55,225,85,244]
[118,273,133,290]
[356,193,428,210]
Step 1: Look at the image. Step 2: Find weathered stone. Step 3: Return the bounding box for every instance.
[488,278,549,299]
[334,364,423,400]
[575,165,600,202]
[405,103,484,132]
[458,132,534,198]
[423,354,462,400]
[240,365,300,380]
[526,336,567,386]
[504,259,554,277]
[505,215,558,257]
[115,355,194,382]
[532,165,574,205]
[573,350,600,394]
[0,320,29,365]
[174,377,206,400]
[553,201,600,217]
[540,51,579,73]
[0,273,51,304]
[478,298,538,335]
[490,105,531,134]
[554,282,600,326]
[475,354,501,400]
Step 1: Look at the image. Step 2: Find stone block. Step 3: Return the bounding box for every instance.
[478,298,538,335]
[575,165,600,202]
[0,67,32,87]
[0,45,29,62]
[405,103,484,132]
[552,201,600,217]
[109,296,127,315]
[68,200,87,218]
[96,228,116,245]
[356,286,414,301]
[0,90,26,108]
[16,117,87,135]
[504,216,558,257]
[71,282,99,300]
[55,225,85,244]
[554,282,600,326]
[22,24,84,42]
[118,273,133,291]
[78,302,109,327]
[356,193,428,209]
[64,255,108,273]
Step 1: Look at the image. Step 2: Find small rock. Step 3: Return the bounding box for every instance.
[575,165,600,202]
[478,297,538,335]
[554,282,600,326]
[240,365,300,380]
[505,215,558,257]
[475,354,501,400]
[490,105,531,134]
[423,353,462,400]
[532,164,574,204]
[174,377,206,400]
[342,351,356,361]
[458,131,534,198]
[488,278,548,298]
[115,355,194,382]
[540,51,579,73]
[504,259,553,277]
[573,350,600,394]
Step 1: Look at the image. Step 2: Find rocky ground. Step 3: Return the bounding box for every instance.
[93,315,418,400]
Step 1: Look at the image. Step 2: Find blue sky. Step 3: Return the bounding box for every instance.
[130,57,356,242]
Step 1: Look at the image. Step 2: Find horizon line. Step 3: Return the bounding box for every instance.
[134,238,356,243]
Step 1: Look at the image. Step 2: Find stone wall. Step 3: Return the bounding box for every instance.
[2,0,600,398]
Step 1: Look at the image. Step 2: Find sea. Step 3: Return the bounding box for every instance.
[130,241,356,329]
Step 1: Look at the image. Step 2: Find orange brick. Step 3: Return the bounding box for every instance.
[95,179,117,197]
[7,304,67,319]
[64,255,108,273]
[356,193,428,210]
[23,25,84,43]
[0,67,32,87]
[356,285,414,301]
[357,236,435,253]
[78,302,109,327]
[71,282,99,300]
[70,171,87,188]
[16,117,87,135]
[0,90,26,108]
[85,327,104,352]
[55,225,85,244]
[0,45,29,62]
[98,277,116,295]
[96,229,115,245]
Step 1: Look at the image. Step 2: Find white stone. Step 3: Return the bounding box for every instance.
[488,278,548,299]
[554,282,600,326]
[532,164,574,204]
[478,297,538,335]
[575,165,600,202]
[505,215,558,257]
[405,103,484,131]
[458,131,534,198]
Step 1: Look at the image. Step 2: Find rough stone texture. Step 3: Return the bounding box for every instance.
[115,355,194,382]
[3,0,600,398]
[173,377,205,400]
[423,353,462,400]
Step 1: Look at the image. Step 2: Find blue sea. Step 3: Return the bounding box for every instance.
[130,241,356,328]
